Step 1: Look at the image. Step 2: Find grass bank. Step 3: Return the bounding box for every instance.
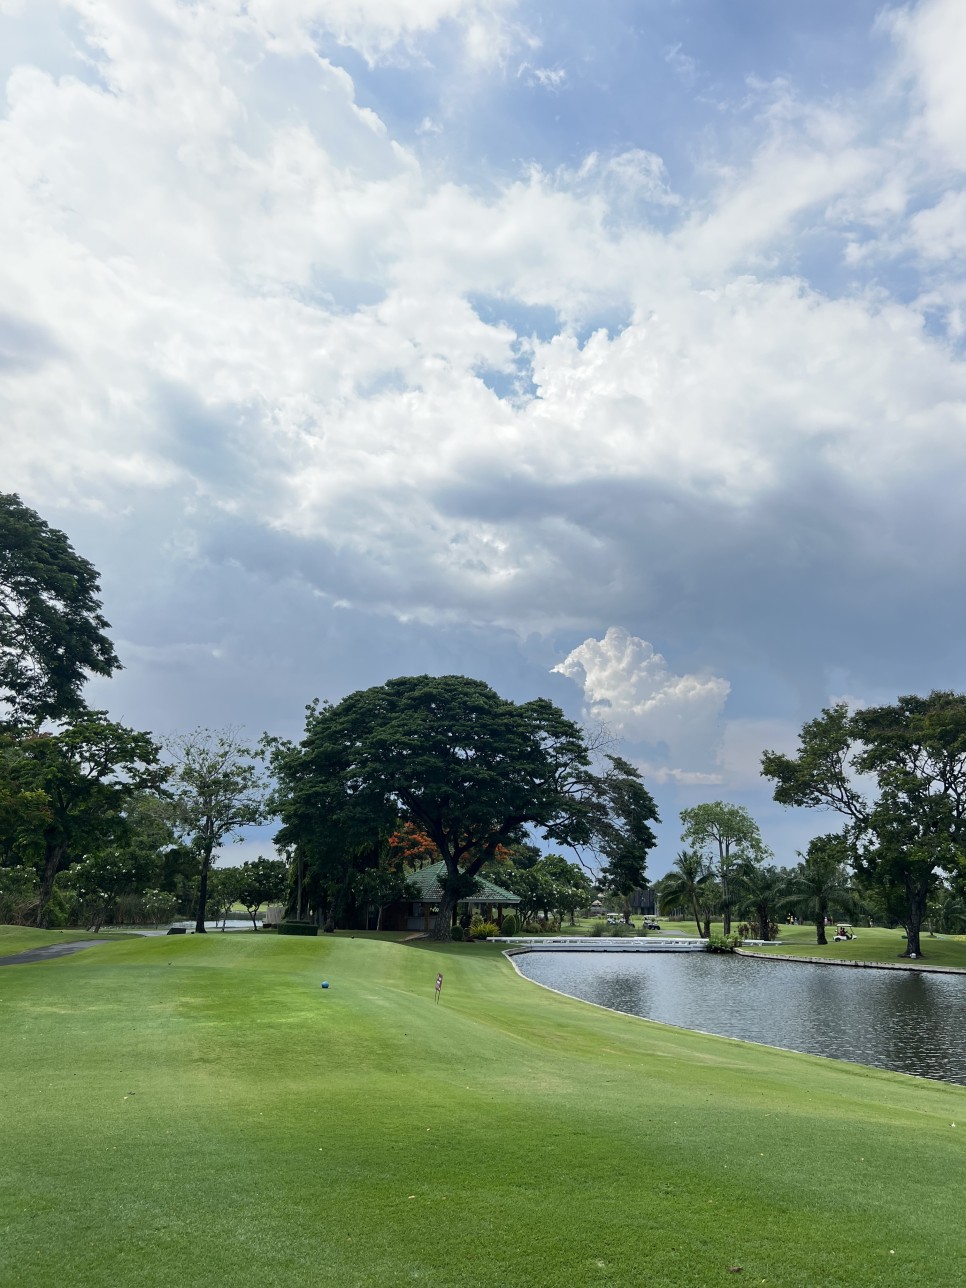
[1,930,964,1287]
[737,923,966,970]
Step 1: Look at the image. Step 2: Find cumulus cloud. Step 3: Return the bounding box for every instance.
[885,0,966,170]
[4,0,966,868]
[552,627,730,768]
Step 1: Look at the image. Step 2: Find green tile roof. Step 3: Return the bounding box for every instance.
[406,861,519,904]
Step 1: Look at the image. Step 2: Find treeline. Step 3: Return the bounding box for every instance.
[5,491,966,954]
[0,494,659,936]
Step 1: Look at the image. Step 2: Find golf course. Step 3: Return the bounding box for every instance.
[1,928,964,1288]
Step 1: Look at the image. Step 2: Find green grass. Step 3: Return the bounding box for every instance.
[1,930,965,1287]
[0,925,139,956]
[742,923,966,969]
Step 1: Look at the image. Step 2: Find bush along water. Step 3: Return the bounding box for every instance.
[706,932,743,953]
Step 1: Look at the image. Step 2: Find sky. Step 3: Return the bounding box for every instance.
[3,0,966,875]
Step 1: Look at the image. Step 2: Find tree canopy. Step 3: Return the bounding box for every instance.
[272,674,659,938]
[762,691,966,957]
[165,728,270,933]
[0,710,166,925]
[679,801,769,935]
[0,493,121,729]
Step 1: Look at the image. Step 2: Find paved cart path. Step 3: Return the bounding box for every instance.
[0,940,113,966]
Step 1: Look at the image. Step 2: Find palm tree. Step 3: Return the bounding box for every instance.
[736,864,789,940]
[655,850,713,938]
[787,834,856,945]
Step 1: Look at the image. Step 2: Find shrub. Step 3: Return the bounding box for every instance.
[0,866,39,926]
[278,921,318,937]
[706,932,743,953]
[451,926,464,941]
[470,920,499,940]
[589,920,606,937]
[500,913,519,936]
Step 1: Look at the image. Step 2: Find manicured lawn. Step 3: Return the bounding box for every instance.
[742,923,966,970]
[647,920,966,969]
[1,930,964,1287]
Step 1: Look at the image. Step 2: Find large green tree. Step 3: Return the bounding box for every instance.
[236,856,290,930]
[0,711,166,924]
[497,852,593,928]
[272,675,659,939]
[679,802,769,935]
[165,729,271,933]
[63,792,178,931]
[0,493,121,729]
[762,692,966,958]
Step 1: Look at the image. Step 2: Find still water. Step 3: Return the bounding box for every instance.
[513,950,966,1084]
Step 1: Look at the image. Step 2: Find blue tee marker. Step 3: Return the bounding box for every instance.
[321,981,329,989]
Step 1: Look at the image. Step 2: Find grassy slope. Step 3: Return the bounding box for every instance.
[1,933,964,1288]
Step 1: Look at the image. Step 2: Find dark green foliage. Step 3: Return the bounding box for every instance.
[277,921,318,936]
[0,712,166,925]
[735,865,789,941]
[680,802,769,935]
[0,493,121,729]
[236,856,289,929]
[786,834,856,945]
[451,925,464,941]
[763,691,966,958]
[706,932,743,952]
[0,864,38,924]
[499,912,518,936]
[591,755,659,898]
[654,849,715,938]
[272,675,659,941]
[495,852,593,926]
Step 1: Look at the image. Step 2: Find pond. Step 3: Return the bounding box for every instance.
[512,949,966,1085]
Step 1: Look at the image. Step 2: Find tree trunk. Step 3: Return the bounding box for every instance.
[431,893,457,940]
[376,904,385,931]
[702,914,711,939]
[815,913,828,946]
[692,898,703,938]
[35,843,67,927]
[902,899,925,957]
[195,851,212,933]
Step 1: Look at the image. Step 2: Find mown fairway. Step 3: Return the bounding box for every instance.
[1,930,964,1288]
[743,923,966,969]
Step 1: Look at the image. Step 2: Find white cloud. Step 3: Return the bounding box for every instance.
[519,62,566,91]
[885,0,966,170]
[4,0,966,654]
[552,627,730,765]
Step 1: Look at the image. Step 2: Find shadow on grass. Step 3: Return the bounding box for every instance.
[402,938,506,957]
